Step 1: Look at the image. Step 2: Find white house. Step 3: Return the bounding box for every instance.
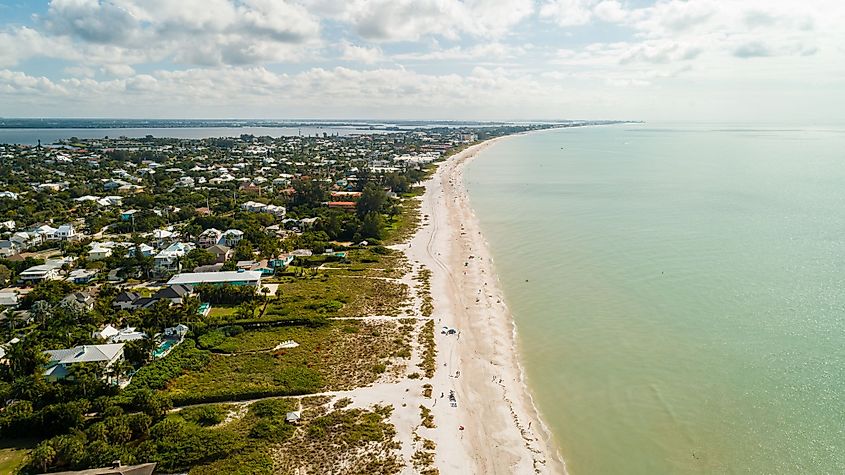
[108,327,147,343]
[88,244,113,261]
[19,262,64,283]
[54,224,76,241]
[198,228,222,247]
[219,229,244,247]
[154,242,194,272]
[43,343,125,383]
[92,324,121,340]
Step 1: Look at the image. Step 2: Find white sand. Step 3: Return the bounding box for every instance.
[405,138,567,474]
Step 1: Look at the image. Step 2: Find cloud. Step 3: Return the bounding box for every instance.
[101,64,136,77]
[539,0,595,27]
[44,0,139,44]
[394,43,527,61]
[338,42,384,64]
[29,0,323,67]
[733,42,771,58]
[314,0,534,41]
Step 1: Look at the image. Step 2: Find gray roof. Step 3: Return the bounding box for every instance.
[167,270,262,285]
[42,462,156,475]
[45,343,124,364]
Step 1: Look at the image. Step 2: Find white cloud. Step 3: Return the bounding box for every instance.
[313,0,534,41]
[339,42,384,64]
[101,64,136,77]
[539,0,595,27]
[394,43,527,61]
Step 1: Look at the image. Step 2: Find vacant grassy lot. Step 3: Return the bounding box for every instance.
[318,248,411,279]
[165,321,409,404]
[273,405,401,475]
[266,274,409,320]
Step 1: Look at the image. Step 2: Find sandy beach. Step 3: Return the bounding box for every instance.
[405,137,567,474]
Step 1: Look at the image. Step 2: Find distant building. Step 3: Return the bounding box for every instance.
[167,270,262,287]
[328,201,356,210]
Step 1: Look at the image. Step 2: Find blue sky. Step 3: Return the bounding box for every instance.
[1,0,843,122]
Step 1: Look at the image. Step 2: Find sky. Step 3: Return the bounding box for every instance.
[0,0,843,122]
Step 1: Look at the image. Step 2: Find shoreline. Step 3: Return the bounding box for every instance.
[405,134,567,474]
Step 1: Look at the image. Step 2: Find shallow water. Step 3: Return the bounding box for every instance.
[465,124,845,474]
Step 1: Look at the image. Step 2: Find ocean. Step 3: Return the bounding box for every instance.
[465,124,845,474]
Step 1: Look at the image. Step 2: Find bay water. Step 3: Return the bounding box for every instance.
[465,124,845,474]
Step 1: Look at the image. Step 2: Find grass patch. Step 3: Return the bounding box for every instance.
[0,440,33,475]
[207,305,238,318]
[384,195,422,245]
[419,405,435,429]
[164,321,409,405]
[266,275,408,319]
[177,405,228,426]
[274,405,401,475]
[418,320,436,378]
[416,267,433,317]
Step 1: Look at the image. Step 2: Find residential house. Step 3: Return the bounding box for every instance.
[61,291,95,311]
[197,228,222,247]
[167,270,262,287]
[113,291,142,311]
[206,244,232,263]
[19,261,64,283]
[152,229,177,248]
[43,343,125,383]
[241,201,267,212]
[88,244,113,260]
[0,292,19,307]
[67,268,99,284]
[54,223,77,241]
[104,179,130,191]
[0,240,17,257]
[44,461,157,475]
[108,327,147,343]
[92,324,120,341]
[10,231,38,248]
[120,209,139,221]
[165,324,189,338]
[153,242,193,273]
[219,229,244,247]
[153,284,193,305]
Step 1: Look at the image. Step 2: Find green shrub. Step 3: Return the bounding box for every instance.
[179,405,227,426]
[128,340,210,391]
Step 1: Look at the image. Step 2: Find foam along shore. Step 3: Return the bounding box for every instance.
[405,136,567,474]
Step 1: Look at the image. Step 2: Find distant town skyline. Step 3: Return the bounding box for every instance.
[1,0,844,123]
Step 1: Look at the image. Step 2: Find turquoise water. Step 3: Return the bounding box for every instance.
[465,125,845,474]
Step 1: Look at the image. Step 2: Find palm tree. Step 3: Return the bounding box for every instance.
[30,300,52,326]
